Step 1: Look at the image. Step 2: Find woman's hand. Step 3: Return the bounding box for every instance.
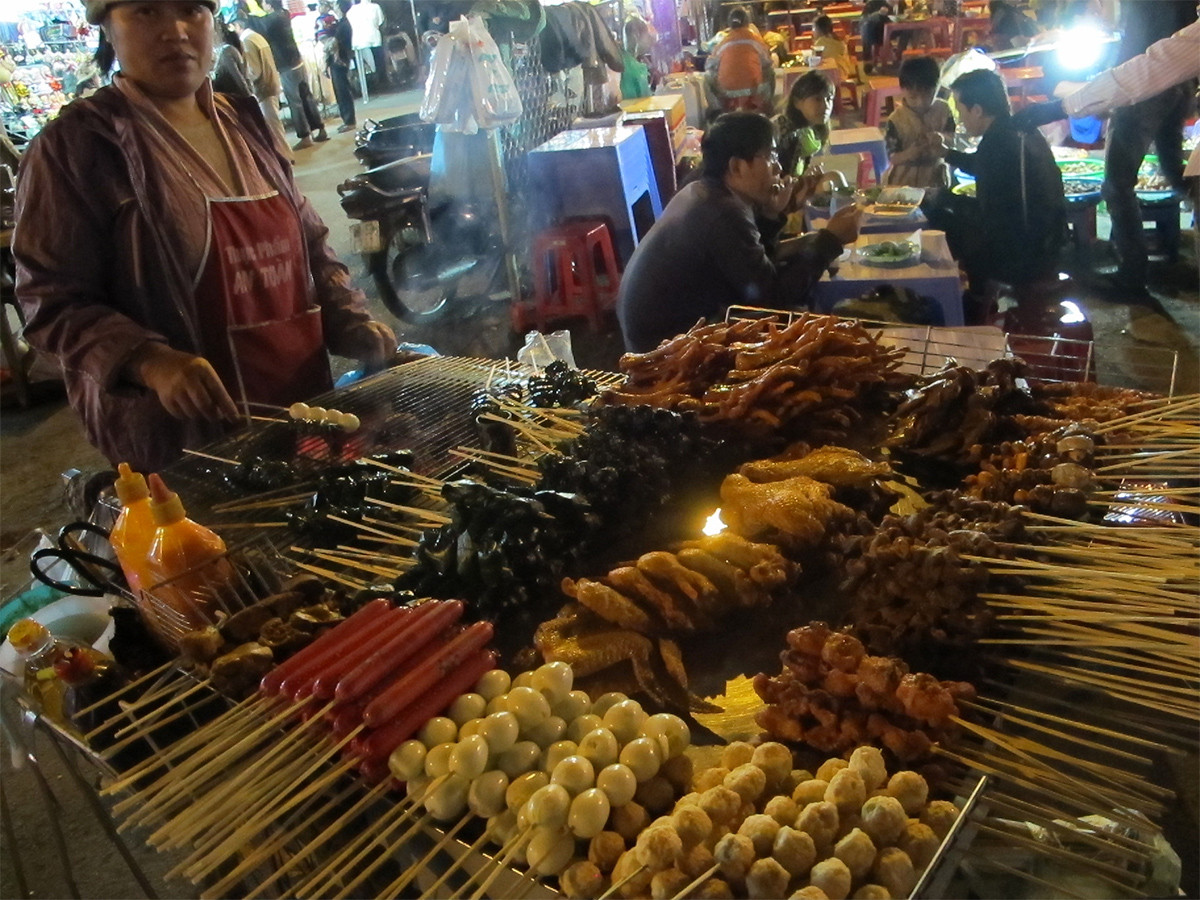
[347,320,397,371]
[928,133,950,157]
[131,343,240,423]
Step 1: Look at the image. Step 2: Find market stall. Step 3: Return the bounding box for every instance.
[2,312,1196,899]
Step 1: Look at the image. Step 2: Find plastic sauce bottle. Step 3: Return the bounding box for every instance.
[6,618,112,726]
[109,462,156,593]
[143,473,236,640]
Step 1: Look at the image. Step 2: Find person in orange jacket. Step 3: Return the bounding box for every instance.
[706,6,775,114]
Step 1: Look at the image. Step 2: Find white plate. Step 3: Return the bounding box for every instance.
[0,595,114,678]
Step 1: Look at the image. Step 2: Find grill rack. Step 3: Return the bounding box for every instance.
[724,306,1180,395]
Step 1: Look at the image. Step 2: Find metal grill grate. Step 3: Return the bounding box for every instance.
[159,356,623,544]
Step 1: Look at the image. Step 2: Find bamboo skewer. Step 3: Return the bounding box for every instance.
[112,696,313,818]
[416,829,492,900]
[238,778,394,898]
[291,560,370,590]
[304,805,435,899]
[974,823,1143,892]
[182,448,240,466]
[354,812,475,900]
[669,864,720,900]
[294,777,446,897]
[596,862,648,900]
[71,659,177,718]
[374,816,472,900]
[183,746,362,881]
[460,829,531,900]
[200,779,373,900]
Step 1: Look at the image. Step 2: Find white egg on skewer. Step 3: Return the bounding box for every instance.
[419,716,458,748]
[468,770,510,819]
[568,788,612,840]
[640,713,691,758]
[496,740,541,778]
[449,735,490,780]
[543,740,579,773]
[619,737,662,783]
[512,671,535,689]
[338,412,361,433]
[530,661,573,705]
[553,690,592,723]
[527,783,572,830]
[406,775,431,802]
[307,406,328,423]
[525,715,567,749]
[424,743,455,779]
[596,763,638,808]
[506,686,552,731]
[388,739,427,782]
[477,711,520,755]
[288,402,311,420]
[602,700,646,744]
[448,693,488,726]
[425,773,470,821]
[551,755,596,795]
[526,826,576,877]
[506,770,550,813]
[577,727,619,770]
[475,669,511,701]
[566,713,603,744]
[590,692,626,718]
[486,809,518,845]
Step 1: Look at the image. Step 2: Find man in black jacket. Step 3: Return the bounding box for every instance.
[617,112,860,353]
[928,69,1065,314]
[327,0,356,132]
[251,0,327,149]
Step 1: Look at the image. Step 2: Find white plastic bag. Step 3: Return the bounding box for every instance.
[517,331,577,370]
[463,16,523,128]
[420,28,477,132]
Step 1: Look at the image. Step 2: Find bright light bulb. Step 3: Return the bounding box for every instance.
[702,509,726,536]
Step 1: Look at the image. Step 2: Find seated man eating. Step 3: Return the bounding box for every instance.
[617,112,860,353]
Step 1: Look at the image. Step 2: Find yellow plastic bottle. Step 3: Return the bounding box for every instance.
[143,473,236,641]
[109,462,156,593]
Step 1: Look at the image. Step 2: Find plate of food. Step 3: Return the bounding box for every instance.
[863,186,925,217]
[856,239,920,267]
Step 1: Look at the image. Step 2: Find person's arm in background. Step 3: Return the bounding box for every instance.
[1013,20,1200,127]
[1062,19,1200,116]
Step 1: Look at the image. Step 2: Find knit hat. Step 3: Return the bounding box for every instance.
[84,0,219,25]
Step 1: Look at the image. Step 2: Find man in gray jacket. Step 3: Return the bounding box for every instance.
[617,112,860,352]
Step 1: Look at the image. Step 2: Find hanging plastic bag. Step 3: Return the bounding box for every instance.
[463,16,523,128]
[420,28,477,132]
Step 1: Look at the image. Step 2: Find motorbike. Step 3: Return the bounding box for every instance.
[339,121,502,323]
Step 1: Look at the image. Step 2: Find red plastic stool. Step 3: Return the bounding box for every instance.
[512,220,621,333]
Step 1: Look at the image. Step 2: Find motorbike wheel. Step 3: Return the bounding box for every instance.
[367,229,452,324]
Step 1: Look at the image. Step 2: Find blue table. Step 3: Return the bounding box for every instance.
[527,126,663,265]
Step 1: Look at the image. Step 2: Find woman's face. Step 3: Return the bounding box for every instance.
[106,1,215,101]
[794,91,833,125]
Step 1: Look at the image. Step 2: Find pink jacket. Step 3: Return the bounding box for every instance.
[14,86,373,472]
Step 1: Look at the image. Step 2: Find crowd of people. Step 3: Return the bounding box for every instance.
[619,0,1198,349]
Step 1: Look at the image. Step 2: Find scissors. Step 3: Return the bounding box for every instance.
[29,521,127,598]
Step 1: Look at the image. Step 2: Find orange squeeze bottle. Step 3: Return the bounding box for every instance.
[109,462,157,593]
[143,473,236,637]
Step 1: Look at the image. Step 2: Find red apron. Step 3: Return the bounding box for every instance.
[194,191,333,412]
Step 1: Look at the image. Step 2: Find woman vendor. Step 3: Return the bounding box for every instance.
[13,0,396,473]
